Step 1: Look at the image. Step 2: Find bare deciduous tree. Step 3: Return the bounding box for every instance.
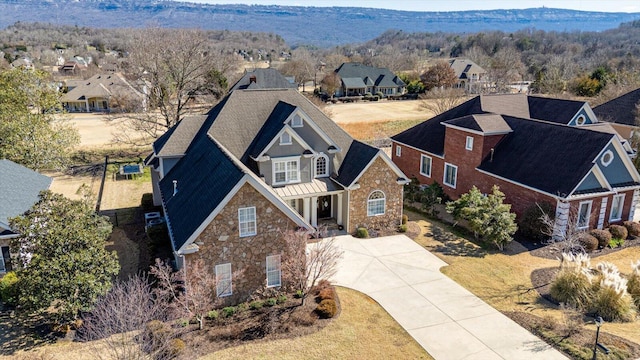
[281,229,343,305]
[320,72,341,99]
[539,205,588,253]
[419,88,467,116]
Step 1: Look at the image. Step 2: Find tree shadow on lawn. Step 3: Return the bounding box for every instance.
[428,225,488,258]
[0,311,61,356]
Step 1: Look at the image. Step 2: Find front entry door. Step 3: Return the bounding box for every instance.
[317,195,331,219]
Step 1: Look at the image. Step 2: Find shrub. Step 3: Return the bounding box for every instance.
[222,306,236,318]
[398,224,407,233]
[576,232,598,252]
[0,271,19,306]
[590,281,637,322]
[277,294,287,304]
[622,221,640,237]
[589,229,612,249]
[518,202,555,241]
[206,310,219,320]
[265,298,277,307]
[628,262,640,308]
[608,224,628,240]
[313,279,331,295]
[401,214,408,225]
[317,288,335,301]
[167,338,186,357]
[237,302,248,313]
[145,320,171,344]
[315,299,338,319]
[375,91,384,99]
[550,270,593,309]
[609,238,625,248]
[295,289,304,298]
[355,227,369,238]
[249,301,264,310]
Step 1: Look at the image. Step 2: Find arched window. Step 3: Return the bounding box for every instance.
[367,190,385,216]
[315,154,329,178]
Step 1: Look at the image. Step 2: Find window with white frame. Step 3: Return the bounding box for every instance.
[273,157,300,185]
[395,145,402,157]
[610,194,625,222]
[420,154,432,177]
[0,246,9,273]
[266,254,281,287]
[465,136,474,151]
[443,163,457,188]
[238,207,257,237]
[367,190,386,216]
[577,201,592,229]
[315,154,329,177]
[291,114,303,127]
[601,150,614,167]
[215,263,232,297]
[279,132,292,145]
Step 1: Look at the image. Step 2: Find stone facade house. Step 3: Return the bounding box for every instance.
[332,63,405,97]
[391,93,640,240]
[0,160,52,275]
[146,88,408,300]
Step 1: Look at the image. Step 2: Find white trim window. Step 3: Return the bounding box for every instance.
[610,194,625,222]
[291,114,303,128]
[315,154,329,178]
[273,157,300,185]
[601,150,614,167]
[266,254,281,287]
[395,145,402,157]
[577,200,593,229]
[279,132,292,145]
[238,207,257,237]
[443,163,458,188]
[420,154,432,177]
[367,190,386,216]
[465,136,474,151]
[215,263,232,297]
[575,114,586,126]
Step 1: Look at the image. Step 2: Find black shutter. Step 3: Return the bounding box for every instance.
[1,246,11,272]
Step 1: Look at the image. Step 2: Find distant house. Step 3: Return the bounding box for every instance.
[593,88,640,142]
[0,160,52,275]
[332,63,405,97]
[59,56,89,75]
[449,58,486,93]
[145,88,407,300]
[61,73,144,113]
[229,68,297,92]
[391,94,640,239]
[10,58,34,70]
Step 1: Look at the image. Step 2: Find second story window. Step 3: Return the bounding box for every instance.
[465,136,474,151]
[280,132,292,145]
[273,157,300,185]
[315,154,329,178]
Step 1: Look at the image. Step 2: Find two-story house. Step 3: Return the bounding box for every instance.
[391,94,640,240]
[146,88,408,300]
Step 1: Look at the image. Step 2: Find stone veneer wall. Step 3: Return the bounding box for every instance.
[348,156,403,232]
[185,183,298,303]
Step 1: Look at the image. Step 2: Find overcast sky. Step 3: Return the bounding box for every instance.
[178,0,640,13]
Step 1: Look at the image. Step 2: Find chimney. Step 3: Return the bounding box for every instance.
[173,180,178,195]
[249,75,257,84]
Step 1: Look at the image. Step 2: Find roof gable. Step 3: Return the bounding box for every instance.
[527,96,586,124]
[593,87,640,126]
[335,63,405,87]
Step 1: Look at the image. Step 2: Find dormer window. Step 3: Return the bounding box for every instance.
[280,132,292,145]
[291,114,303,128]
[315,154,329,178]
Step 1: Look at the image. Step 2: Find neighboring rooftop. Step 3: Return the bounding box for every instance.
[593,88,640,126]
[0,159,52,229]
[335,63,405,88]
[229,68,297,92]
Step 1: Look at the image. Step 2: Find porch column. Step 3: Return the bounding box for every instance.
[336,193,343,226]
[629,189,640,221]
[303,197,311,224]
[85,99,90,112]
[311,196,318,227]
[553,200,570,241]
[597,197,608,229]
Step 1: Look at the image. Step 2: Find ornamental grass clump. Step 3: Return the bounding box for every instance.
[628,260,640,308]
[550,253,593,309]
[590,262,636,322]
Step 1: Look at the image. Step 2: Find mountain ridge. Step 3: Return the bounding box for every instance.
[1,1,640,46]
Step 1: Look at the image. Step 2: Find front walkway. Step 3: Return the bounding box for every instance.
[330,234,567,360]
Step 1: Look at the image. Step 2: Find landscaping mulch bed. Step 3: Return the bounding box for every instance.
[525,237,640,261]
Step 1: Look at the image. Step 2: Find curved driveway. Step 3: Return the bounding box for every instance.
[330,235,567,360]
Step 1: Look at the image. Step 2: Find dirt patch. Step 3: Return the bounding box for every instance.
[328,99,432,124]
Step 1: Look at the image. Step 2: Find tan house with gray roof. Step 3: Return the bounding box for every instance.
[61,73,144,112]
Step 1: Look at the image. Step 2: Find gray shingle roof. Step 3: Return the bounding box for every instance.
[444,114,512,134]
[61,73,142,102]
[229,68,297,92]
[0,160,51,228]
[154,115,207,157]
[593,88,640,126]
[333,140,379,187]
[335,63,405,88]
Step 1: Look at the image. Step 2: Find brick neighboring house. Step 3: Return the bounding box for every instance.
[391,93,640,239]
[0,160,52,275]
[332,63,405,97]
[593,87,640,142]
[146,88,408,300]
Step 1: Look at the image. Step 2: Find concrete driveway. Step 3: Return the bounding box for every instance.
[330,234,567,360]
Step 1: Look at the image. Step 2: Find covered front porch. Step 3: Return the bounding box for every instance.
[274,178,346,231]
